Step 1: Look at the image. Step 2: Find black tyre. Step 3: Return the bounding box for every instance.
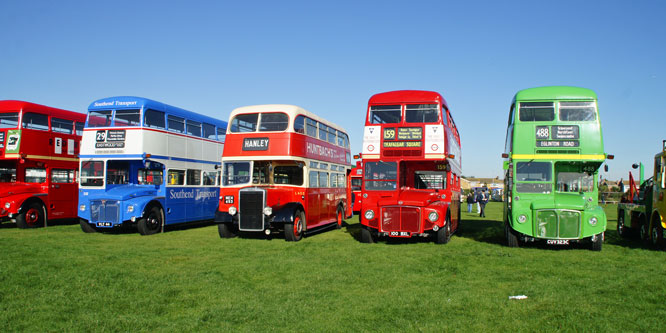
[16,202,45,229]
[79,218,97,233]
[435,216,451,244]
[285,210,304,242]
[617,212,629,238]
[218,223,238,238]
[336,207,344,229]
[651,217,663,249]
[137,206,162,236]
[590,232,603,251]
[360,225,376,244]
[505,222,519,248]
[639,215,650,244]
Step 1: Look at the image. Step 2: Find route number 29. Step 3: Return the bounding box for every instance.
[96,130,107,142]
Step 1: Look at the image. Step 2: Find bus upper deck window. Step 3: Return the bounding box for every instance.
[519,102,554,122]
[187,120,202,137]
[559,102,596,121]
[87,110,113,127]
[0,112,19,129]
[318,123,328,141]
[75,122,84,136]
[294,115,305,134]
[168,115,185,133]
[144,109,166,129]
[22,112,49,131]
[405,104,439,123]
[52,118,74,134]
[259,113,288,132]
[230,113,258,132]
[216,127,226,142]
[114,109,141,127]
[306,118,317,137]
[369,105,401,124]
[203,123,216,139]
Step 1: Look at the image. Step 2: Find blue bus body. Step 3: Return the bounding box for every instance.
[78,96,227,234]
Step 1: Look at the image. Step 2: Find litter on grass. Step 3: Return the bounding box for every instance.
[509,295,528,300]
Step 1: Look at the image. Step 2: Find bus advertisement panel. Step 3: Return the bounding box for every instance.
[0,101,85,228]
[78,97,227,235]
[216,104,351,241]
[359,90,462,244]
[503,86,610,250]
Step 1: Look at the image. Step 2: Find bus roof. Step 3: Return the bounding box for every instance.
[230,104,347,134]
[513,86,597,103]
[368,90,449,109]
[0,100,85,121]
[88,96,227,128]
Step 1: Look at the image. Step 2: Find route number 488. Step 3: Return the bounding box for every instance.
[536,127,549,139]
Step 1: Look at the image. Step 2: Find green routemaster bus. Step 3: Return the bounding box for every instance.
[502,86,611,250]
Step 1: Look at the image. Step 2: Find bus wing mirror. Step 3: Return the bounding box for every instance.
[604,164,609,172]
[501,153,509,158]
[631,163,639,169]
[503,161,509,170]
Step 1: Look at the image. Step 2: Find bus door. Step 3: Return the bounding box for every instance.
[49,168,77,218]
[307,170,322,226]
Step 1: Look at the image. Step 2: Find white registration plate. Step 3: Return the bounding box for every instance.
[546,239,570,245]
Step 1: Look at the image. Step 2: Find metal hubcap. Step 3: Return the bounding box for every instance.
[26,208,40,225]
[294,217,302,236]
[337,212,342,226]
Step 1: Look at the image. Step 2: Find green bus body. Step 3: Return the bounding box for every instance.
[503,86,608,249]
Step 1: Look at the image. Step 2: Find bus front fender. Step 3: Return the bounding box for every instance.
[272,202,305,224]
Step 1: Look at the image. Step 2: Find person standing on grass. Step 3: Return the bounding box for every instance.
[475,190,481,213]
[466,191,475,213]
[479,189,488,218]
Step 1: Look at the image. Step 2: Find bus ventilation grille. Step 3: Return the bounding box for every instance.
[535,149,579,154]
[239,190,265,231]
[381,206,420,233]
[90,200,119,224]
[383,149,421,157]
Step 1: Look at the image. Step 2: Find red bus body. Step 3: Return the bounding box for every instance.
[216,104,352,241]
[359,90,462,243]
[0,101,85,228]
[350,161,363,215]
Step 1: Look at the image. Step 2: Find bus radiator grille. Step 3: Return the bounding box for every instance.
[381,206,420,233]
[90,200,120,224]
[239,190,264,231]
[536,209,580,239]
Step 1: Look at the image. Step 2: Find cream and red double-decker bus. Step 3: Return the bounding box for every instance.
[0,100,85,228]
[360,90,462,243]
[217,104,352,241]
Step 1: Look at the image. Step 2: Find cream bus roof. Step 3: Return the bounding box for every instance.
[230,104,346,133]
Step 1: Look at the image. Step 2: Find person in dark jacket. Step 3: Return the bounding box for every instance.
[477,189,489,218]
[466,192,475,213]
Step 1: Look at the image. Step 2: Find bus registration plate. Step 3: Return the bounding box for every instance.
[546,239,569,245]
[389,231,410,237]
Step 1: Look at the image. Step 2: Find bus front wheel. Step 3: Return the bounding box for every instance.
[617,212,629,238]
[360,225,376,244]
[651,217,663,249]
[590,232,603,251]
[218,223,238,238]
[17,202,45,229]
[505,222,519,248]
[138,206,162,236]
[336,207,344,229]
[285,210,304,242]
[435,217,451,244]
[79,219,97,233]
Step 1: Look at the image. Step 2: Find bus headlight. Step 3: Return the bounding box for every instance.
[127,205,134,213]
[589,217,598,226]
[263,207,273,216]
[79,204,86,212]
[4,202,10,209]
[364,210,375,220]
[428,211,439,222]
[229,206,237,215]
[518,214,528,223]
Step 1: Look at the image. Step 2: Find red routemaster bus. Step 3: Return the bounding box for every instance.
[359,90,462,243]
[0,100,85,228]
[216,104,352,241]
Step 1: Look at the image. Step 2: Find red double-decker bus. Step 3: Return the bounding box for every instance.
[217,104,352,241]
[0,100,85,228]
[359,90,462,243]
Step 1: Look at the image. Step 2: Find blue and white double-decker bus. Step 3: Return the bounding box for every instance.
[78,96,227,235]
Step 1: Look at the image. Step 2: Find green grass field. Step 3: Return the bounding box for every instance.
[1,202,665,331]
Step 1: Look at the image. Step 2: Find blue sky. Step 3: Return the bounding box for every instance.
[1,0,664,180]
